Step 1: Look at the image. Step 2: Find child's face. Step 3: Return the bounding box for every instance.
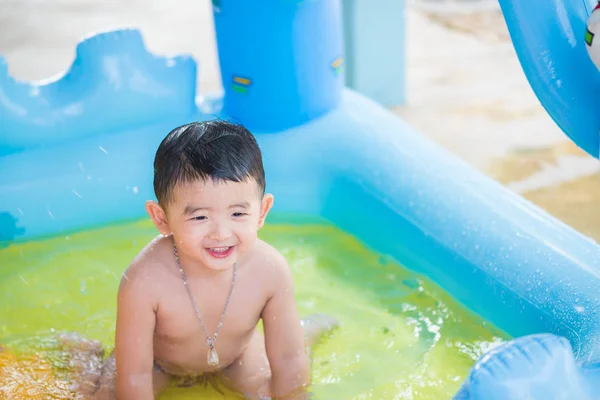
[147,178,273,271]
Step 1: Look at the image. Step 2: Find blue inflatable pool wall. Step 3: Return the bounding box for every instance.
[2,1,600,398]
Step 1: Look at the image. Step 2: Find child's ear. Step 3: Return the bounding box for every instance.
[258,193,274,229]
[146,200,170,235]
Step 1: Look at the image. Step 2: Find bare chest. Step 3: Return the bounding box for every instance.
[153,276,265,372]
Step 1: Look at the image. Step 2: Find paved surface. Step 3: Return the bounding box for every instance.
[1,0,599,240]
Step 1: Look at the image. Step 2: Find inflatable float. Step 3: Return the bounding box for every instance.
[2,0,600,398]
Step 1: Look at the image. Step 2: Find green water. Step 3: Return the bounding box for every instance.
[0,218,507,399]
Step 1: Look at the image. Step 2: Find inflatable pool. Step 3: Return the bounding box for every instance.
[2,0,600,398]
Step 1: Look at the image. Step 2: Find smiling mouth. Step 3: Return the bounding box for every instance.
[205,246,234,258]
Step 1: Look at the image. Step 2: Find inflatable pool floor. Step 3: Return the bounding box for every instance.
[2,0,600,399]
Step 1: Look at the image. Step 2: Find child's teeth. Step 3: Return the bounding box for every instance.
[211,247,229,252]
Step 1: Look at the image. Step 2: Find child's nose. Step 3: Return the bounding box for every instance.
[209,220,231,241]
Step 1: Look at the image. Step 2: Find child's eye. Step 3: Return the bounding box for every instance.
[193,216,207,221]
[232,212,248,218]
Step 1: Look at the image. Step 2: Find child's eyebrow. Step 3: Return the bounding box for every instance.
[184,205,208,215]
[230,202,250,209]
[183,202,249,214]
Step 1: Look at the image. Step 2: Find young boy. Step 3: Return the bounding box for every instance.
[63,120,337,399]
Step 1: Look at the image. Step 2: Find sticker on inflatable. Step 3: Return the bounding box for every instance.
[231,76,251,94]
[586,28,595,46]
[331,57,344,76]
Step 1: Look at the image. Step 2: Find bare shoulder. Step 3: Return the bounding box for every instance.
[118,235,174,301]
[245,239,294,293]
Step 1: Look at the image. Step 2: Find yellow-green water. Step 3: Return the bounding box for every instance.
[0,218,507,399]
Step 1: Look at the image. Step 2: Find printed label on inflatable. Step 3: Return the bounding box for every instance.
[231,76,252,94]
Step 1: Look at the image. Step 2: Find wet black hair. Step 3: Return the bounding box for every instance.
[153,120,266,206]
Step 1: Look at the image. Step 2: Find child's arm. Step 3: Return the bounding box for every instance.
[262,254,310,399]
[114,265,157,400]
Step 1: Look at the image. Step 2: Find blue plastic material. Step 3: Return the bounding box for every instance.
[455,334,600,400]
[213,0,344,132]
[0,29,197,156]
[2,1,600,399]
[499,0,600,158]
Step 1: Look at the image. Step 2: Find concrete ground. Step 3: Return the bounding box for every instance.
[1,0,599,240]
[403,1,600,241]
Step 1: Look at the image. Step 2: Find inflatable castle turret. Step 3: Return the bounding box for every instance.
[212,0,345,131]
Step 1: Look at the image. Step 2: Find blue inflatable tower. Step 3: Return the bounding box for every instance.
[212,0,345,132]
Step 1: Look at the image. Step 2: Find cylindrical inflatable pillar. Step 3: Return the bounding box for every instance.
[342,0,406,106]
[213,0,344,132]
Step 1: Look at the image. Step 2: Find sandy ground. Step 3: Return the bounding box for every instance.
[1,0,599,240]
